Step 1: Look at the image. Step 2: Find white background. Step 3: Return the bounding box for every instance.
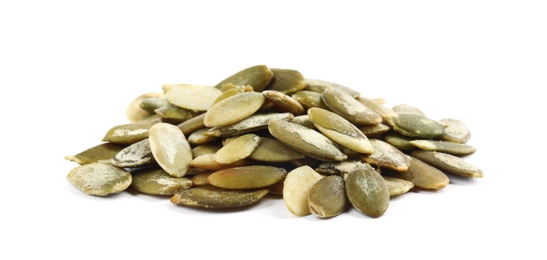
[1,0,546,259]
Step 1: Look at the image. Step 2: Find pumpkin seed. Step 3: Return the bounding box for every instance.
[322,88,382,125]
[291,90,328,109]
[345,163,390,218]
[111,139,155,168]
[204,112,293,137]
[266,68,306,95]
[204,92,265,127]
[102,123,151,144]
[65,143,126,165]
[383,156,450,190]
[67,163,132,196]
[191,172,213,186]
[268,178,285,195]
[268,119,347,161]
[308,107,373,154]
[439,118,471,143]
[262,90,305,115]
[304,78,360,98]
[392,104,426,116]
[383,176,414,196]
[358,123,391,137]
[412,150,483,178]
[187,128,219,145]
[154,106,198,123]
[177,113,206,135]
[383,132,416,151]
[290,115,316,129]
[214,134,261,164]
[148,123,193,177]
[131,167,193,195]
[214,65,273,91]
[315,160,365,175]
[357,96,395,120]
[384,113,445,139]
[165,84,222,111]
[363,139,411,171]
[308,175,347,218]
[171,186,269,209]
[192,143,223,157]
[191,154,250,171]
[249,137,305,162]
[208,165,287,190]
[283,166,324,216]
[409,140,476,156]
[126,92,161,122]
[140,97,171,112]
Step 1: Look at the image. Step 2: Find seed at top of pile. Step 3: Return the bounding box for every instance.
[164,84,222,111]
[204,92,265,127]
[214,65,273,91]
[438,118,471,143]
[102,123,151,144]
[126,92,162,122]
[213,134,261,164]
[266,68,306,95]
[322,88,382,125]
[384,113,445,139]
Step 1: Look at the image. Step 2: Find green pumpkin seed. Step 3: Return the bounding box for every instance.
[383,132,416,151]
[130,167,193,195]
[111,139,155,168]
[214,134,261,164]
[213,85,253,105]
[191,172,213,186]
[283,166,324,216]
[439,118,471,143]
[102,123,152,144]
[187,128,219,145]
[262,90,305,115]
[268,119,347,161]
[208,165,287,190]
[304,78,360,98]
[358,123,391,137]
[140,97,171,112]
[204,112,293,137]
[308,175,347,218]
[363,139,411,171]
[164,84,222,111]
[383,176,414,196]
[266,68,306,95]
[392,104,426,116]
[322,88,382,125]
[409,140,476,155]
[204,92,265,127]
[357,96,395,120]
[148,123,193,177]
[412,150,483,178]
[177,113,206,135]
[345,163,390,218]
[290,115,316,129]
[315,160,365,175]
[65,143,127,165]
[383,156,450,190]
[126,92,161,122]
[214,65,273,92]
[191,154,250,171]
[291,90,328,110]
[308,107,373,154]
[384,113,445,139]
[171,186,269,209]
[154,106,199,123]
[67,163,132,196]
[249,137,306,162]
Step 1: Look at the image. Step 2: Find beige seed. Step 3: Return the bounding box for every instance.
[392,103,426,116]
[187,128,219,145]
[363,139,411,172]
[383,176,414,196]
[290,115,316,129]
[171,186,269,209]
[412,150,483,178]
[191,154,250,171]
[204,112,293,137]
[283,166,324,216]
[191,143,223,157]
[126,92,162,122]
[177,113,206,136]
[262,90,305,115]
[67,163,132,196]
[164,84,222,111]
[204,92,265,127]
[191,172,213,186]
[291,90,329,110]
[208,165,287,190]
[315,160,365,175]
[357,96,395,120]
[214,134,261,164]
[304,78,360,98]
[131,167,193,195]
[102,123,152,144]
[409,140,477,156]
[148,123,193,177]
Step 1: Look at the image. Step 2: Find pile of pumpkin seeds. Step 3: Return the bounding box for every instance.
[65,65,482,218]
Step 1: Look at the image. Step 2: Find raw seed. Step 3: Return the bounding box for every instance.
[187,128,219,145]
[65,143,127,165]
[191,154,250,171]
[291,90,328,109]
[359,123,391,137]
[191,172,213,186]
[315,160,365,175]
[290,115,316,129]
[191,143,223,157]
[148,123,193,177]
[140,97,171,112]
[308,175,347,218]
[204,92,265,127]
[126,92,162,122]
[262,90,305,115]
[304,78,360,98]
[249,137,306,162]
[171,186,269,209]
[383,132,416,151]
[102,123,151,144]
[266,68,306,95]
[412,150,483,178]
[213,134,261,164]
[111,139,155,168]
[154,106,198,123]
[383,156,450,190]
[409,140,477,156]
[385,113,445,139]
[283,166,324,216]
[164,84,222,111]
[363,139,411,172]
[392,104,426,116]
[214,65,273,92]
[439,118,471,143]
[383,176,414,196]
[357,96,395,120]
[204,112,293,137]
[345,163,390,218]
[207,165,287,190]
[177,113,206,135]
[322,88,382,125]
[131,167,193,195]
[67,163,132,196]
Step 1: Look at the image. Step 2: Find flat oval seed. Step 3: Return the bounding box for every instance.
[262,90,305,115]
[363,139,411,172]
[268,120,347,161]
[383,132,417,151]
[214,65,273,92]
[283,166,324,216]
[304,78,360,98]
[308,107,373,154]
[383,156,450,190]
[266,68,306,95]
[359,123,391,137]
[67,163,132,196]
[409,140,477,155]
[204,92,265,127]
[322,88,382,125]
[392,104,426,116]
[205,112,293,137]
[177,113,206,136]
[383,176,414,196]
[111,139,155,168]
[439,118,471,143]
[345,164,390,218]
[102,123,151,144]
[140,97,171,112]
[384,113,445,139]
[208,165,287,189]
[191,172,213,186]
[315,160,365,175]
[412,150,483,178]
[65,143,127,165]
[290,115,316,129]
[154,106,199,123]
[126,92,162,122]
[249,137,306,162]
[291,90,328,110]
[192,143,223,157]
[357,96,395,120]
[165,84,222,111]
[191,154,250,171]
[308,175,347,218]
[148,123,193,177]
[171,186,269,209]
[131,168,193,195]
[214,134,261,164]
[187,128,219,145]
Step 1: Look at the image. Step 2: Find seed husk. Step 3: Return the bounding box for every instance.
[384,113,445,139]
[262,90,305,115]
[164,84,222,111]
[304,78,360,98]
[126,92,162,122]
[65,143,127,165]
[214,134,261,164]
[283,166,325,216]
[383,132,416,151]
[412,150,483,178]
[345,163,390,218]
[383,176,414,196]
[439,118,471,143]
[130,167,193,195]
[191,154,250,171]
[409,140,477,156]
[204,92,265,127]
[214,65,273,92]
[266,68,306,95]
[102,123,152,144]
[177,113,206,136]
[205,113,293,137]
[268,119,347,161]
[322,88,382,125]
[67,163,132,196]
[308,175,347,218]
[111,139,155,168]
[383,156,450,190]
[363,139,411,172]
[308,107,373,154]
[315,160,365,175]
[171,186,269,210]
[392,104,426,116]
[249,137,306,162]
[148,123,193,177]
[191,172,213,186]
[208,165,287,190]
[291,90,328,110]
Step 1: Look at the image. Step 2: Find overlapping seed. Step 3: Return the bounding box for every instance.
[66,64,483,219]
